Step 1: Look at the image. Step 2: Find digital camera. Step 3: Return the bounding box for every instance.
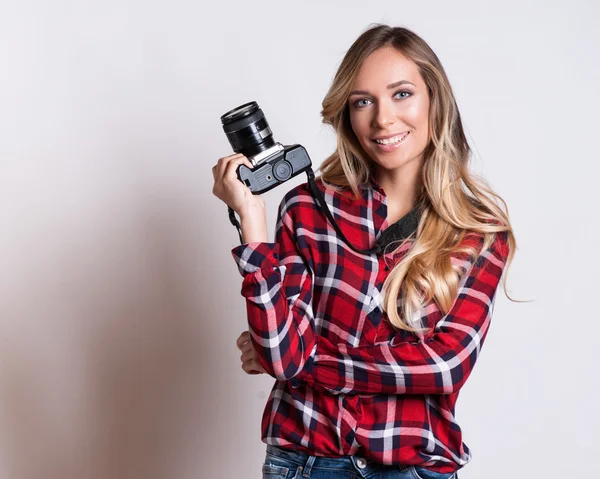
[220,101,312,195]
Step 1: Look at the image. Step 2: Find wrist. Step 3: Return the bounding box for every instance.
[238,198,266,220]
[240,221,269,243]
[239,205,269,244]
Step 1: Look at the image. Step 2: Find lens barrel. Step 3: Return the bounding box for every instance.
[220,101,275,158]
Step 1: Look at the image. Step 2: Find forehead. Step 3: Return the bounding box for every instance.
[352,46,421,89]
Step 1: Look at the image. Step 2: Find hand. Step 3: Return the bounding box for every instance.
[236,330,266,375]
[212,153,266,218]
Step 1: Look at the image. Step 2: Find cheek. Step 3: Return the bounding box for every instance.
[406,104,430,142]
[350,113,370,143]
[349,112,361,134]
[405,102,427,124]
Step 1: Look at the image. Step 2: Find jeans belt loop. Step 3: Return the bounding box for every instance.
[301,455,316,477]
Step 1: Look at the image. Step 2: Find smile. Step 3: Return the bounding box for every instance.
[373,132,409,144]
[371,132,409,150]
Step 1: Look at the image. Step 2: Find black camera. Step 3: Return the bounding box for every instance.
[219,101,380,256]
[220,101,312,195]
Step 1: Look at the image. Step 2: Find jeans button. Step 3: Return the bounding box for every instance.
[356,457,367,469]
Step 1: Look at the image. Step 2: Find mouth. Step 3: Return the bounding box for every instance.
[371,131,410,153]
[371,132,409,145]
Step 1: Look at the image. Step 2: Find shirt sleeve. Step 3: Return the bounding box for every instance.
[294,232,510,395]
[230,192,317,382]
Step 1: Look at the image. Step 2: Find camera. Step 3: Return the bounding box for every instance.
[220,101,312,195]
[219,101,378,255]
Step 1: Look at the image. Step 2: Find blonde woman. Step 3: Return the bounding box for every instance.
[213,24,516,479]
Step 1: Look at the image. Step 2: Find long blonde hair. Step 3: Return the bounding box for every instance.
[317,24,518,333]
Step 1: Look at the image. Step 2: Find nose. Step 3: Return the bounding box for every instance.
[373,100,396,128]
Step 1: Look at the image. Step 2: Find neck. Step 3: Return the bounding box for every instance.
[373,157,424,215]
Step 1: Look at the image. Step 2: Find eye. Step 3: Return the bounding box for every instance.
[353,98,371,108]
[394,90,412,99]
[351,90,412,108]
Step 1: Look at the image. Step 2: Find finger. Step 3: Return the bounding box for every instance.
[237,331,251,347]
[251,359,266,373]
[242,361,256,374]
[236,331,251,350]
[241,353,266,374]
[242,358,265,375]
[242,363,263,375]
[241,341,254,354]
[215,154,242,171]
[215,153,244,180]
[223,156,254,185]
[240,348,259,362]
[212,163,220,181]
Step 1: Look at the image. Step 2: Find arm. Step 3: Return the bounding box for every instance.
[231,192,317,381]
[293,233,510,395]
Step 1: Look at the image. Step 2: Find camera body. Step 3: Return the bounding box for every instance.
[237,143,311,195]
[221,101,312,195]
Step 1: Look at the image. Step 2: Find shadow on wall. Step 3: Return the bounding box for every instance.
[0,184,245,479]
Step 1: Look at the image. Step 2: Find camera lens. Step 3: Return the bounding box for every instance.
[272,160,292,182]
[220,101,275,158]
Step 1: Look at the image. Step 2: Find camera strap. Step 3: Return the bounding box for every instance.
[228,206,245,244]
[228,168,422,256]
[305,169,382,255]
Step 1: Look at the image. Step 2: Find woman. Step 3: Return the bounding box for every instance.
[213,24,516,479]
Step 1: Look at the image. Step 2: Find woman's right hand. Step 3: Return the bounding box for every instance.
[236,330,266,375]
[211,153,265,217]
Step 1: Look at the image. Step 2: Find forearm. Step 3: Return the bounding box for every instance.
[298,234,509,396]
[300,329,489,395]
[241,262,317,380]
[239,202,269,243]
[232,195,317,381]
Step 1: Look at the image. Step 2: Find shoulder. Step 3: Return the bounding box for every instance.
[462,231,510,277]
[277,177,356,219]
[277,181,316,218]
[274,181,319,234]
[454,226,510,271]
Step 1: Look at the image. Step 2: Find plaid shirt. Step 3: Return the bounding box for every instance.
[231,176,509,474]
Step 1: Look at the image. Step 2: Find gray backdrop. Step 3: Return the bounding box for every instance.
[0,1,597,478]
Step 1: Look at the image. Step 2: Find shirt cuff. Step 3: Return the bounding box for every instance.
[231,242,280,276]
[288,347,317,389]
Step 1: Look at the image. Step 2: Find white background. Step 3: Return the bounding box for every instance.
[0,1,598,478]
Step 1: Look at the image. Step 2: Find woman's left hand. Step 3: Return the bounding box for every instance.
[236,330,266,375]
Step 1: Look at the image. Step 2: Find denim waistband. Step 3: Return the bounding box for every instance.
[265,444,411,478]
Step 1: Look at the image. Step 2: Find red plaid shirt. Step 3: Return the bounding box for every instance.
[231,176,509,474]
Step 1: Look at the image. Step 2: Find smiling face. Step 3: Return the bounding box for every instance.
[348,45,431,175]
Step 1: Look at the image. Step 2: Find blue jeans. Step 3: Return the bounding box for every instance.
[262,445,458,479]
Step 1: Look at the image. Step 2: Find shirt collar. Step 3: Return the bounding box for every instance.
[359,175,425,251]
[375,199,424,253]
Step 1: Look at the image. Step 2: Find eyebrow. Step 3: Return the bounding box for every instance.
[349,80,415,96]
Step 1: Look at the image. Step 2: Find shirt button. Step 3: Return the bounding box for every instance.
[356,457,367,469]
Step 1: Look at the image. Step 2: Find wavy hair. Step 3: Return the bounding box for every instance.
[317,24,518,333]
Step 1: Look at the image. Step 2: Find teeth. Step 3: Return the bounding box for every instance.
[374,133,408,145]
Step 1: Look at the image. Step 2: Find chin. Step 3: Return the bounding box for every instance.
[370,148,411,161]
[371,153,419,170]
